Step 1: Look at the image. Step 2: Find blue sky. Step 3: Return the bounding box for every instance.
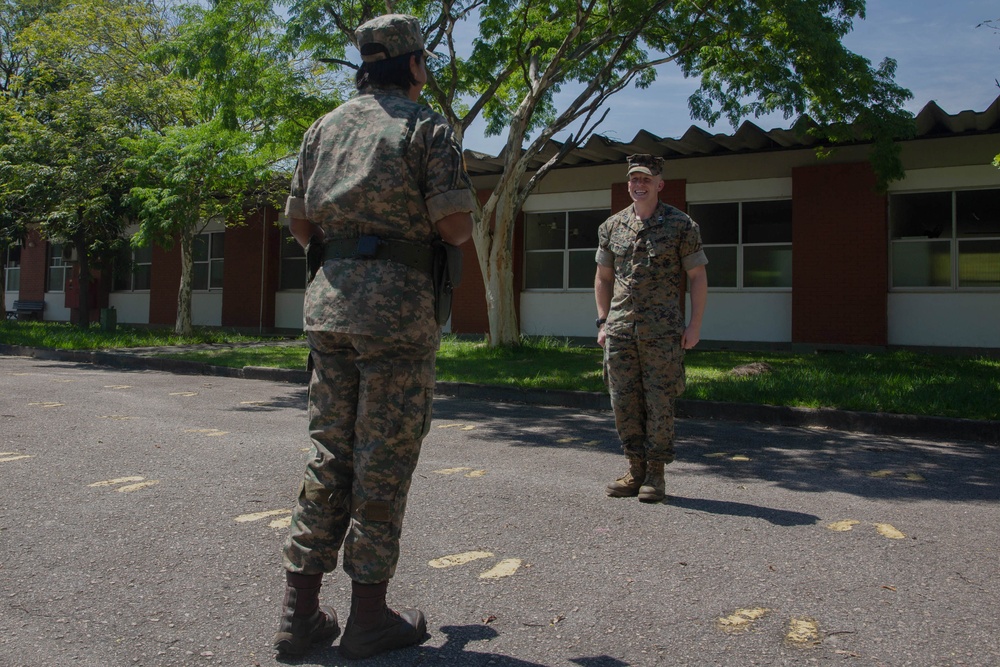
[461,0,1000,155]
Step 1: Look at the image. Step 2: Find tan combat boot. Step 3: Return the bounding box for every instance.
[606,457,646,497]
[273,572,340,656]
[638,461,666,502]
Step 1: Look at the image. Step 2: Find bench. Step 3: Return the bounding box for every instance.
[7,300,45,321]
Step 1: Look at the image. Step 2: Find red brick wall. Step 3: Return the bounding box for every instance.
[792,162,888,346]
[149,239,181,326]
[221,209,280,329]
[18,229,47,302]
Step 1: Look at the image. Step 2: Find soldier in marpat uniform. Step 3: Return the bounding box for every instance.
[275,14,474,660]
[595,154,708,503]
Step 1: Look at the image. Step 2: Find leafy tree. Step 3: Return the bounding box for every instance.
[284,0,914,346]
[978,17,1000,168]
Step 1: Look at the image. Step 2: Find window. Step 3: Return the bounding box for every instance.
[47,243,70,293]
[192,232,224,291]
[4,246,20,292]
[113,245,152,292]
[279,229,306,290]
[524,209,608,289]
[890,188,1000,289]
[688,199,792,289]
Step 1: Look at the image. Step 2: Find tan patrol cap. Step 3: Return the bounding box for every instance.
[356,14,431,63]
[626,154,663,177]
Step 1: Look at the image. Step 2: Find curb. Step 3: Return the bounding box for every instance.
[3,344,997,445]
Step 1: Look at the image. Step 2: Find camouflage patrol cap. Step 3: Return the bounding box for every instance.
[356,14,430,63]
[626,154,663,177]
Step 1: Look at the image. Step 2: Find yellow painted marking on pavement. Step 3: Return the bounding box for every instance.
[240,400,272,406]
[479,558,522,579]
[117,481,159,493]
[170,391,198,397]
[433,467,471,475]
[270,516,292,529]
[874,523,906,539]
[786,618,820,644]
[730,455,750,461]
[28,402,63,408]
[718,607,769,632]
[235,509,292,523]
[98,415,134,420]
[557,437,578,443]
[584,440,600,446]
[428,551,494,569]
[826,519,860,532]
[184,428,228,436]
[703,452,728,458]
[868,470,894,478]
[89,476,145,487]
[904,472,926,482]
[104,385,132,389]
[465,470,487,478]
[437,424,464,429]
[461,425,475,430]
[0,454,33,463]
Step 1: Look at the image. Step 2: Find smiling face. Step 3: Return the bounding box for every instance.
[628,172,664,207]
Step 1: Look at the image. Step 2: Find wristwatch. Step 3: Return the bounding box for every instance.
[596,317,607,328]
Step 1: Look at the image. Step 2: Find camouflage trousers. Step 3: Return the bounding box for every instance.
[283,330,436,584]
[604,335,685,464]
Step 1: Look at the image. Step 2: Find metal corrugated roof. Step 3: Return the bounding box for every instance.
[465,96,1000,177]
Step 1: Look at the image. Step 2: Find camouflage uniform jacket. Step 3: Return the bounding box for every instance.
[596,201,707,340]
[285,85,475,346]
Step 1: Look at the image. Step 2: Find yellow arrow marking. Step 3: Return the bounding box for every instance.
[718,608,769,632]
[169,392,198,397]
[0,454,33,463]
[874,523,906,539]
[89,476,145,487]
[28,402,63,408]
[826,519,860,532]
[235,509,292,523]
[429,551,494,569]
[465,470,487,478]
[433,467,471,475]
[117,481,159,493]
[787,618,820,644]
[480,558,522,579]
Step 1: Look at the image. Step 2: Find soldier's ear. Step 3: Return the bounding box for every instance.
[656,179,664,192]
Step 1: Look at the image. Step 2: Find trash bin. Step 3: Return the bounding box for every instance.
[100,307,117,333]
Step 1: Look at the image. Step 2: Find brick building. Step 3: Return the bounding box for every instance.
[4,97,999,350]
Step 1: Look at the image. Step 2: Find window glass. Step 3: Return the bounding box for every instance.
[744,245,792,288]
[193,234,209,261]
[891,240,951,287]
[4,246,20,291]
[567,210,603,249]
[192,232,223,291]
[704,246,737,288]
[525,213,565,250]
[193,263,208,290]
[742,200,792,244]
[958,240,1000,287]
[568,250,595,289]
[279,233,306,291]
[525,251,563,289]
[890,192,951,239]
[956,188,1000,238]
[689,203,738,244]
[48,243,69,292]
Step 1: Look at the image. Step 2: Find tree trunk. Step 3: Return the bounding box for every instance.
[175,228,194,336]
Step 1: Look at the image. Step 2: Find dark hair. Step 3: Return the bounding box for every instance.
[356,50,423,91]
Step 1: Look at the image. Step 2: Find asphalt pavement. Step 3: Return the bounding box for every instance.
[1,353,999,667]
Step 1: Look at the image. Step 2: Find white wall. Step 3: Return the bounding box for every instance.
[107,293,150,324]
[698,291,793,343]
[192,292,223,327]
[520,291,596,337]
[888,293,1000,348]
[275,291,304,330]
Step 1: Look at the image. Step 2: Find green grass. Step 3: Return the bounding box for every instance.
[2,322,998,421]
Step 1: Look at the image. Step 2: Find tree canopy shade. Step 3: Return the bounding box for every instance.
[283,0,914,345]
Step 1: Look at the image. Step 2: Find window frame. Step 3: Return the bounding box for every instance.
[523,207,610,291]
[889,187,1000,292]
[4,245,20,292]
[278,226,307,291]
[46,242,70,294]
[192,231,225,292]
[112,245,153,293]
[688,198,793,291]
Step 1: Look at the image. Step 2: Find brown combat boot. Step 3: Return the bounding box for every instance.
[273,572,340,657]
[339,581,426,660]
[606,457,646,497]
[638,461,666,502]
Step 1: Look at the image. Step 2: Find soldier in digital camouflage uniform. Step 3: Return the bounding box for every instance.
[595,154,708,503]
[274,14,474,660]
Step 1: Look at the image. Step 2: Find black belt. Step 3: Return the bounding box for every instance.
[322,236,435,276]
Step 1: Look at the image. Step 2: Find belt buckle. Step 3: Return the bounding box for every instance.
[355,235,381,259]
